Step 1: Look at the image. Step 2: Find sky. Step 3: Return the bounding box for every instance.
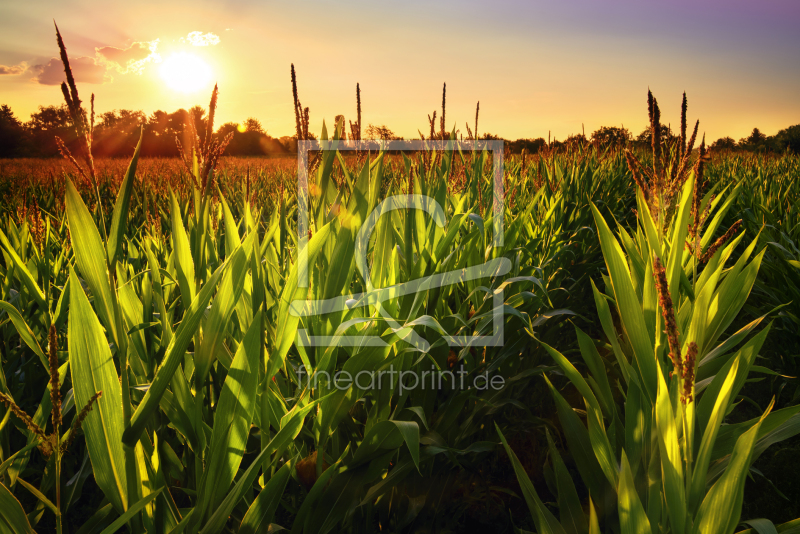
[0,0,798,142]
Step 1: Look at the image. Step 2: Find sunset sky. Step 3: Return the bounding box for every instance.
[1,0,798,142]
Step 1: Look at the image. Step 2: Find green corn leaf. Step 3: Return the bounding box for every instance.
[618,450,651,534]
[65,178,118,344]
[0,481,34,534]
[591,203,657,402]
[588,499,601,534]
[742,518,778,534]
[199,399,320,534]
[350,420,420,474]
[107,127,142,269]
[591,279,630,385]
[704,247,766,355]
[194,232,254,380]
[0,228,46,308]
[539,340,603,415]
[196,310,263,522]
[239,460,293,534]
[15,476,58,514]
[689,357,740,513]
[712,404,800,464]
[546,430,588,534]
[53,275,71,328]
[0,443,40,478]
[654,367,686,534]
[737,518,784,534]
[587,403,619,488]
[291,446,350,534]
[666,175,693,306]
[68,267,128,514]
[123,260,230,447]
[97,489,163,534]
[170,189,196,307]
[272,220,333,377]
[543,375,612,505]
[63,450,92,513]
[575,325,615,419]
[692,401,772,534]
[696,325,769,436]
[497,424,567,534]
[0,301,47,369]
[74,503,116,534]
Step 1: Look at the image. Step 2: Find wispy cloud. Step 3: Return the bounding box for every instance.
[182,31,220,46]
[30,56,109,85]
[96,40,160,74]
[0,62,27,76]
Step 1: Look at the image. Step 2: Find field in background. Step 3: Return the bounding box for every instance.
[1,143,799,532]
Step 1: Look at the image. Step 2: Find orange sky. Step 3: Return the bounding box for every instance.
[1,0,798,142]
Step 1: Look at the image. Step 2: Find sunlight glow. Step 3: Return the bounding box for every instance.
[160,52,212,93]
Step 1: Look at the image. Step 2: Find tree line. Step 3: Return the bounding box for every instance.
[0,104,293,158]
[1,103,798,158]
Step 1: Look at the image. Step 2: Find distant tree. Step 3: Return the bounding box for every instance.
[565,133,589,147]
[507,138,546,154]
[774,124,800,154]
[216,120,287,156]
[739,127,766,147]
[217,122,239,138]
[365,124,400,141]
[26,105,73,156]
[635,123,675,147]
[710,137,737,151]
[243,117,264,134]
[0,105,27,157]
[27,105,71,131]
[93,109,146,157]
[591,126,631,148]
[480,132,501,140]
[279,136,297,153]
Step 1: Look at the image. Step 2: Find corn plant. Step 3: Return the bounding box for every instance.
[500,93,800,534]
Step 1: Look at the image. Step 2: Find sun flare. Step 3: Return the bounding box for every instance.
[160,52,212,93]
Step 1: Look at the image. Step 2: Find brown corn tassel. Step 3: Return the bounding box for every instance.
[653,257,682,378]
[700,220,742,263]
[682,342,698,404]
[48,324,62,429]
[291,64,302,141]
[625,149,650,201]
[0,392,48,443]
[65,391,102,451]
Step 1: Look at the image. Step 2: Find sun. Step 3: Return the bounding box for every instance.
[160,52,212,93]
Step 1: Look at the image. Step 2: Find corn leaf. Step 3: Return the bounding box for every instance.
[68,267,128,514]
[0,481,34,534]
[107,127,142,269]
[196,310,263,522]
[497,424,567,534]
[239,460,293,534]
[618,451,651,534]
[692,401,772,534]
[123,260,230,446]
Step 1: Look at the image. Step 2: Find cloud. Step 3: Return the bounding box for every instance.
[96,40,160,74]
[0,62,26,75]
[182,31,220,46]
[31,56,109,85]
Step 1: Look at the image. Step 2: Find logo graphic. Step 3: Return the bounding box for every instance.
[292,139,507,350]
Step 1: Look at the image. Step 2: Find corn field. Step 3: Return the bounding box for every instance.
[1,32,800,534]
